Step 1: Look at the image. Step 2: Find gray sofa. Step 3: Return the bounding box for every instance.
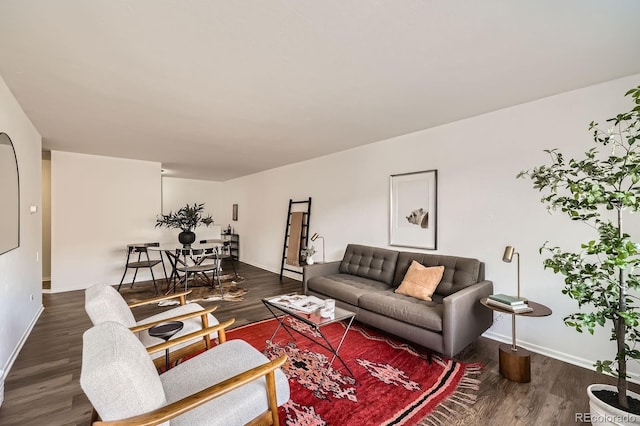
[303,244,493,358]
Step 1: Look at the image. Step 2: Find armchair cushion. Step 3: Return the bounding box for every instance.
[81,322,290,426]
[85,284,219,361]
[161,339,290,426]
[137,303,219,349]
[85,283,136,328]
[81,322,167,423]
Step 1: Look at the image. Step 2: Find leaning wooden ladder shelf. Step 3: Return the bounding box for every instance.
[280,197,312,281]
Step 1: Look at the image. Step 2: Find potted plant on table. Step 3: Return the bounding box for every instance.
[155,203,214,246]
[518,86,640,421]
[302,246,316,265]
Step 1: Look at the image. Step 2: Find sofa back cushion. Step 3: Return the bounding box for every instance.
[393,252,483,296]
[339,244,399,285]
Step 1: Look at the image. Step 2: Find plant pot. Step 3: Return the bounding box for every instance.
[178,231,196,247]
[587,384,640,425]
[306,256,314,265]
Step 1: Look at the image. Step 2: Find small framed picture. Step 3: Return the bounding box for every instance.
[389,169,437,250]
[232,204,238,221]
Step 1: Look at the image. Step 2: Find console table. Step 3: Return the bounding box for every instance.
[480,297,552,383]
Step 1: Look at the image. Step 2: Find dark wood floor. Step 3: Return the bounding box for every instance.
[0,262,634,425]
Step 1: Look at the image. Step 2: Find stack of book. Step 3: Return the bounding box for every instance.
[268,294,325,313]
[486,293,533,313]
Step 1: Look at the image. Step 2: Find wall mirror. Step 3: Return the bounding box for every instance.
[0,132,19,254]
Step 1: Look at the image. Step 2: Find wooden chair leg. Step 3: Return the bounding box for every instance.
[266,371,280,426]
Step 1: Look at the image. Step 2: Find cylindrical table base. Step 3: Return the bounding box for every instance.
[499,343,531,383]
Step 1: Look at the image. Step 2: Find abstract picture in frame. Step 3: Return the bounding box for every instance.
[232,204,238,221]
[389,169,437,250]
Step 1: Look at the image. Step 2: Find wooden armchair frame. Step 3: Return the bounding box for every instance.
[91,325,287,426]
[126,290,231,370]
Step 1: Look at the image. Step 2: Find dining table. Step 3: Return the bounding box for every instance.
[148,242,223,294]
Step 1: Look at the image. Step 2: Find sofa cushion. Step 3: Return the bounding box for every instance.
[358,291,443,332]
[393,253,481,296]
[307,274,392,305]
[395,262,444,302]
[339,244,399,286]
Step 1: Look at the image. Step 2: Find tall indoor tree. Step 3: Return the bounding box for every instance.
[518,86,640,410]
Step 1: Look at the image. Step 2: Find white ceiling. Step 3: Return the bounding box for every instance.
[0,1,639,181]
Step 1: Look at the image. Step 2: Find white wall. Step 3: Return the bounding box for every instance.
[161,177,224,242]
[50,152,162,292]
[222,74,640,378]
[0,75,42,405]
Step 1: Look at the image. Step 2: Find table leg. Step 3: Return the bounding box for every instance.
[263,302,296,343]
[499,344,531,382]
[163,251,180,295]
[318,316,355,377]
[263,302,355,379]
[498,313,531,382]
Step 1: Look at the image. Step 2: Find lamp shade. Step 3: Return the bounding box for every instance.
[503,246,515,263]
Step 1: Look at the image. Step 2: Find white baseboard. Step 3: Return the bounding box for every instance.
[482,330,640,385]
[1,304,44,407]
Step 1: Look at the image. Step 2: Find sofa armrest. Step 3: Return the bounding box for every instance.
[302,261,341,294]
[442,280,493,357]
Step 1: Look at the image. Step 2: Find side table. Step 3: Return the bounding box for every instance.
[149,321,184,371]
[480,297,552,383]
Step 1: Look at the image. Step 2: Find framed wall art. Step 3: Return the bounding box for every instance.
[232,203,238,221]
[389,169,437,250]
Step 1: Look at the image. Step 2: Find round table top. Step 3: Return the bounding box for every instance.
[149,321,184,339]
[480,297,552,317]
[147,242,222,254]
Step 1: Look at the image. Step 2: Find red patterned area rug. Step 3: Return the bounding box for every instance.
[227,317,482,426]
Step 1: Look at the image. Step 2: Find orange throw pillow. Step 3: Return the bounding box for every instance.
[395,261,445,302]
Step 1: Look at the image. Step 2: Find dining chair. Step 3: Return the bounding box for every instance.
[172,247,224,299]
[81,321,290,425]
[201,238,238,281]
[85,283,231,369]
[117,242,168,294]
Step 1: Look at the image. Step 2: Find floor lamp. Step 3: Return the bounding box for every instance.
[311,233,325,263]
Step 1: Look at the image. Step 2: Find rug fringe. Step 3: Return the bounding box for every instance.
[417,362,483,426]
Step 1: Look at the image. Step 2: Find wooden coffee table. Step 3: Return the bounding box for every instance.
[262,295,356,377]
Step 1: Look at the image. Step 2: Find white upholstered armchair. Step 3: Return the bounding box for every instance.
[81,321,290,425]
[84,283,232,368]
